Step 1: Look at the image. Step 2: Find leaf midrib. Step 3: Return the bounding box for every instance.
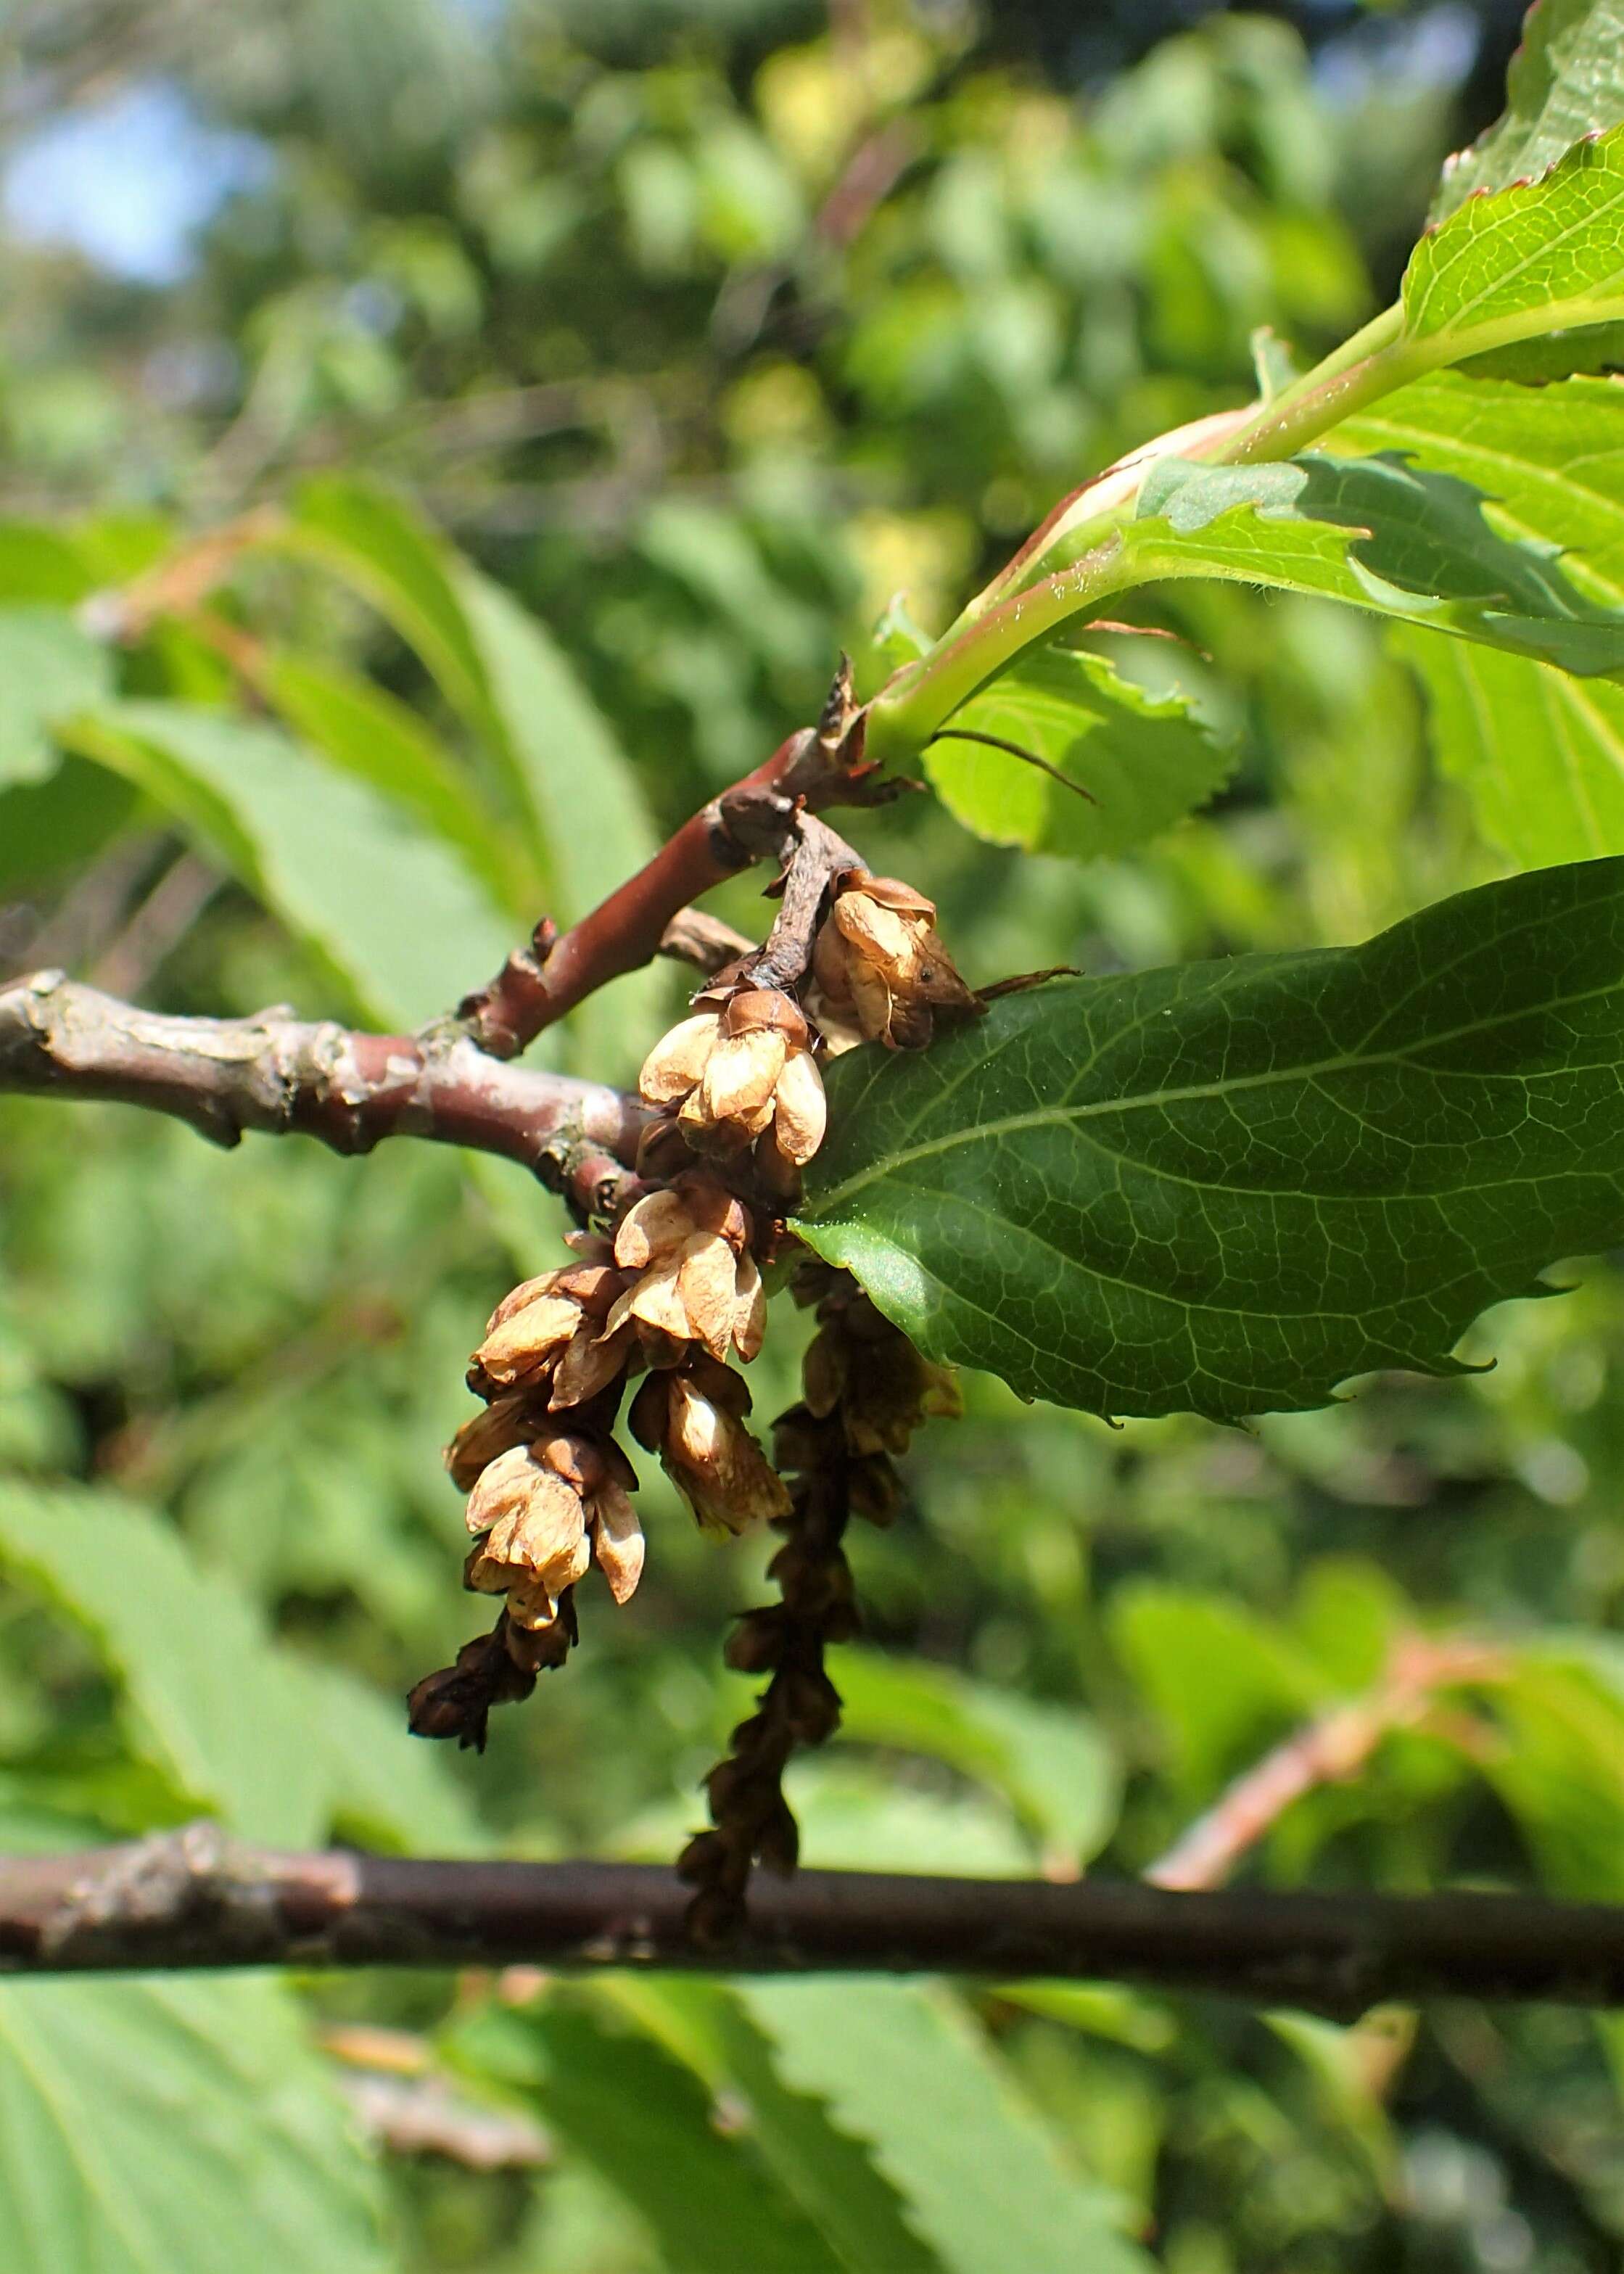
[806,971,1624,1218]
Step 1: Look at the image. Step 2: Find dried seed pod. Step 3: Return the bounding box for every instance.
[444,1391,545,1493]
[638,989,828,1169]
[609,1173,763,1364]
[406,1615,541,1751]
[463,1433,647,1618]
[796,1275,962,1457]
[469,1261,632,1409]
[630,1354,791,1535]
[812,871,981,1049]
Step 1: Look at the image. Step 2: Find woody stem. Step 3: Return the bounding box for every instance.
[0,972,653,1212]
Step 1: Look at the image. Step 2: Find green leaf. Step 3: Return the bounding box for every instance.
[0,609,113,785]
[1337,370,1624,863]
[1264,2011,1401,2191]
[0,522,96,606]
[1482,1639,1624,1897]
[292,1658,487,1856]
[926,646,1233,861]
[1341,372,1624,602]
[283,474,492,722]
[830,1645,1121,1865]
[456,568,658,926]
[0,1975,389,2274]
[454,570,664,1075]
[993,1982,1176,2054]
[796,857,1624,1421]
[0,759,139,892]
[69,700,514,1029]
[739,1981,1152,2274]
[1404,124,1624,366]
[603,1980,944,2274]
[1402,632,1624,863]
[1110,1586,1324,1799]
[0,1480,476,1853]
[0,1480,329,1844]
[1460,316,1624,382]
[527,1998,846,2274]
[260,650,534,914]
[1125,450,1624,675]
[1432,0,1624,220]
[275,481,662,1060]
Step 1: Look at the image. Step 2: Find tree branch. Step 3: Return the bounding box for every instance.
[457,667,904,1058]
[0,971,653,1206]
[2,1830,1621,2014]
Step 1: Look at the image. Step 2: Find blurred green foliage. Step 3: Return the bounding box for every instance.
[4,2,1624,2270]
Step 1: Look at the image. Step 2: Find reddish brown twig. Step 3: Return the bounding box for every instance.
[457,663,907,1059]
[1146,1634,1506,1893]
[0,971,652,1212]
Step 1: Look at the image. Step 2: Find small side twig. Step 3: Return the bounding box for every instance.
[1146,1635,1506,1892]
[658,908,757,976]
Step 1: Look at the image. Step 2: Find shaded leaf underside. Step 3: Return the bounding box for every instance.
[1337,370,1624,863]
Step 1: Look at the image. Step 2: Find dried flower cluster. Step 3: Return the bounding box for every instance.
[411,846,976,1900]
[639,987,825,1192]
[413,1169,786,1740]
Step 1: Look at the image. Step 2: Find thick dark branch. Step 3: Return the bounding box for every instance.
[4,1832,1623,2014]
[0,972,652,1203]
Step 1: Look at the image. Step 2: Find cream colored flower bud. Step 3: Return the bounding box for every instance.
[630,1356,791,1536]
[812,873,981,1050]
